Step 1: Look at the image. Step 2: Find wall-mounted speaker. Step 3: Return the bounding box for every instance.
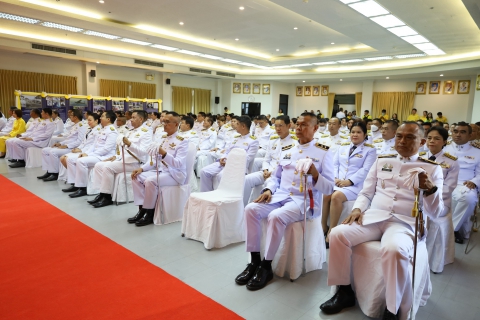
[166,78,171,85]
[215,96,220,104]
[90,70,96,77]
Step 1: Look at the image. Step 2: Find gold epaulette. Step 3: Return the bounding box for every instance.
[471,141,480,149]
[419,157,439,165]
[321,134,329,138]
[364,143,374,148]
[210,127,215,131]
[378,154,397,158]
[315,143,329,151]
[141,128,148,132]
[161,134,167,138]
[373,139,384,143]
[97,127,101,131]
[444,152,457,161]
[270,126,275,129]
[270,135,279,140]
[291,135,299,140]
[282,144,294,151]
[79,123,83,127]
[341,142,350,146]
[234,134,241,138]
[191,131,196,134]
[250,135,257,140]
[419,151,426,156]
[447,141,452,145]
[340,135,349,139]
[176,135,184,141]
[110,126,115,131]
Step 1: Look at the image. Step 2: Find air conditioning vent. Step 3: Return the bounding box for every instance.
[189,67,212,74]
[216,71,236,78]
[32,43,76,55]
[134,59,164,68]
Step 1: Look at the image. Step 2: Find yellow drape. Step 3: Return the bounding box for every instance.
[327,93,336,118]
[194,88,211,114]
[172,86,193,115]
[99,79,156,99]
[372,92,415,122]
[0,69,77,115]
[355,92,362,116]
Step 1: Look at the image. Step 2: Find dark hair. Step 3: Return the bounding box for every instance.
[291,117,297,124]
[329,116,340,124]
[104,111,116,124]
[14,109,22,118]
[32,108,41,117]
[422,122,432,128]
[133,110,147,121]
[427,126,448,142]
[42,108,52,116]
[381,109,386,112]
[300,112,318,125]
[318,118,327,124]
[166,111,180,123]
[89,113,100,123]
[475,122,480,127]
[257,115,268,122]
[125,110,132,116]
[417,119,424,124]
[198,112,206,117]
[437,112,442,116]
[372,118,383,125]
[237,115,252,129]
[10,106,17,110]
[275,115,290,125]
[0,111,3,118]
[52,110,59,116]
[412,108,417,112]
[402,121,425,137]
[217,115,226,122]
[456,121,472,134]
[385,120,399,131]
[205,116,214,125]
[351,121,368,139]
[365,118,373,124]
[181,116,194,129]
[72,109,83,121]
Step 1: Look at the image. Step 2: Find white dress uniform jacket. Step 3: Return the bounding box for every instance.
[8,118,56,160]
[374,137,398,156]
[178,129,199,148]
[193,121,204,132]
[0,116,15,136]
[53,117,64,135]
[316,133,349,154]
[197,127,217,151]
[20,117,41,136]
[254,125,275,151]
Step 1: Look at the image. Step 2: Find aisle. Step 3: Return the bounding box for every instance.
[0,175,242,320]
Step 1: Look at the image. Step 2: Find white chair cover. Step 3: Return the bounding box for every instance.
[25,147,43,168]
[426,213,455,273]
[339,200,356,224]
[181,148,247,249]
[154,142,196,225]
[351,240,431,320]
[86,167,99,195]
[112,172,133,203]
[58,165,67,181]
[260,217,326,281]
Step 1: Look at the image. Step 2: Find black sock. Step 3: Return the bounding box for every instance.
[340,284,353,292]
[260,259,272,269]
[105,193,112,200]
[139,205,143,210]
[251,252,261,265]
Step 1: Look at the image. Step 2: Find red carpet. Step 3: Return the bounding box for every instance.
[0,175,242,320]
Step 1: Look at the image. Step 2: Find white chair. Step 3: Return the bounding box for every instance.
[86,167,99,195]
[181,148,247,249]
[112,171,133,204]
[426,212,455,273]
[25,147,43,168]
[153,142,196,225]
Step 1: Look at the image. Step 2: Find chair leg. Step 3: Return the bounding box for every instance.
[465,213,477,254]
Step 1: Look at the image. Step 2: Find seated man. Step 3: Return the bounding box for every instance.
[200,115,259,192]
[64,111,118,198]
[206,117,238,165]
[177,116,199,147]
[374,120,398,156]
[254,115,274,158]
[128,112,189,227]
[50,109,74,146]
[0,107,18,137]
[234,112,334,290]
[320,122,444,320]
[51,110,65,136]
[38,109,86,181]
[115,116,130,135]
[8,108,56,168]
[195,116,217,175]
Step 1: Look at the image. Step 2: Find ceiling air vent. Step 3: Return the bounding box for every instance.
[189,67,212,75]
[216,71,236,78]
[32,43,76,55]
[134,59,164,68]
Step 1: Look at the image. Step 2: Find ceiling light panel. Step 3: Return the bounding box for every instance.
[339,0,362,4]
[337,59,364,63]
[151,44,178,51]
[370,14,404,28]
[177,49,202,55]
[312,61,337,65]
[364,56,393,61]
[200,54,223,60]
[387,26,417,37]
[348,0,389,17]
[401,35,429,44]
[394,54,426,59]
[423,49,446,56]
[120,38,151,45]
[221,58,241,63]
[413,43,438,51]
[290,63,312,67]
[41,22,83,32]
[271,65,291,69]
[84,30,119,39]
[0,12,39,24]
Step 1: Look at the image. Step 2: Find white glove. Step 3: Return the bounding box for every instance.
[116,134,125,147]
[403,168,426,190]
[295,158,313,174]
[147,142,161,157]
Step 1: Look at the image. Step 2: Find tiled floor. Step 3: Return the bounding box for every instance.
[2,159,480,320]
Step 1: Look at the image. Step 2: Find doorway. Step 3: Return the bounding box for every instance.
[279,94,288,116]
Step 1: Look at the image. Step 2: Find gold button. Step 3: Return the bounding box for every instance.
[294,170,298,175]
[396,186,399,189]
[289,192,293,196]
[292,182,296,186]
[393,197,397,201]
[391,210,395,214]
[299,150,303,153]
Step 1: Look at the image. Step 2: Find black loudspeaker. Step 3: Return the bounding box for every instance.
[215,96,220,104]
[166,78,171,85]
[90,70,96,77]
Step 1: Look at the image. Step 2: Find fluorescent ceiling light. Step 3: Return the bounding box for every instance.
[423,49,446,56]
[84,30,119,39]
[151,44,178,51]
[0,12,39,24]
[364,56,393,61]
[370,14,405,28]
[349,0,389,18]
[387,26,417,37]
[290,63,312,67]
[337,59,364,63]
[401,35,429,44]
[394,53,426,59]
[41,22,83,32]
[254,65,271,69]
[177,49,202,56]
[339,0,362,4]
[312,61,337,65]
[413,43,438,51]
[237,62,257,66]
[271,65,291,69]
[200,54,223,60]
[121,38,151,46]
[221,59,241,63]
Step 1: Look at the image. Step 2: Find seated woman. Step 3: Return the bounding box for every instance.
[321,121,377,247]
[0,109,26,158]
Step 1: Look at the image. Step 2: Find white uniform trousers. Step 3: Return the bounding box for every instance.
[255,148,267,158]
[243,171,264,206]
[195,150,213,178]
[49,136,66,146]
[67,156,101,187]
[199,162,226,192]
[451,185,478,235]
[328,218,414,314]
[8,139,43,160]
[132,171,179,209]
[252,158,263,173]
[92,161,141,194]
[42,147,72,173]
[245,198,303,260]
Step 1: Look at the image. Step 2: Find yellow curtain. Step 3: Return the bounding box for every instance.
[194,88,211,114]
[100,79,156,99]
[372,92,415,122]
[172,86,193,115]
[327,93,335,118]
[355,92,362,116]
[0,69,77,115]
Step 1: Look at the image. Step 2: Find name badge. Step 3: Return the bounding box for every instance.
[382,163,393,172]
[354,154,363,158]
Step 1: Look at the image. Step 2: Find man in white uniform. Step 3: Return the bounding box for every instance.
[374,120,398,156]
[51,110,65,136]
[64,111,118,198]
[49,109,74,146]
[320,122,444,320]
[195,117,217,175]
[0,107,16,137]
[177,116,199,147]
[443,122,480,243]
[235,112,334,290]
[193,112,206,132]
[317,117,348,154]
[129,112,189,226]
[254,115,274,158]
[367,118,383,144]
[88,110,151,208]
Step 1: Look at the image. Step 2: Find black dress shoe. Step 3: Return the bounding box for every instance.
[62,185,78,193]
[43,174,59,182]
[37,172,50,179]
[8,159,16,162]
[87,194,104,205]
[9,160,25,168]
[92,196,113,208]
[128,209,146,224]
[454,231,464,244]
[325,241,330,249]
[320,285,356,314]
[135,209,154,227]
[382,308,398,320]
[69,188,87,198]
[246,265,273,291]
[235,263,259,285]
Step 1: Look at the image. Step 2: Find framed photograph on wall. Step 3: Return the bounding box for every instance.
[415,82,426,95]
[321,85,329,96]
[296,86,303,96]
[304,86,312,96]
[243,83,251,94]
[429,81,440,94]
[233,82,241,94]
[262,84,270,94]
[443,81,455,94]
[458,80,470,94]
[476,75,480,91]
[252,83,261,94]
[312,85,320,96]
